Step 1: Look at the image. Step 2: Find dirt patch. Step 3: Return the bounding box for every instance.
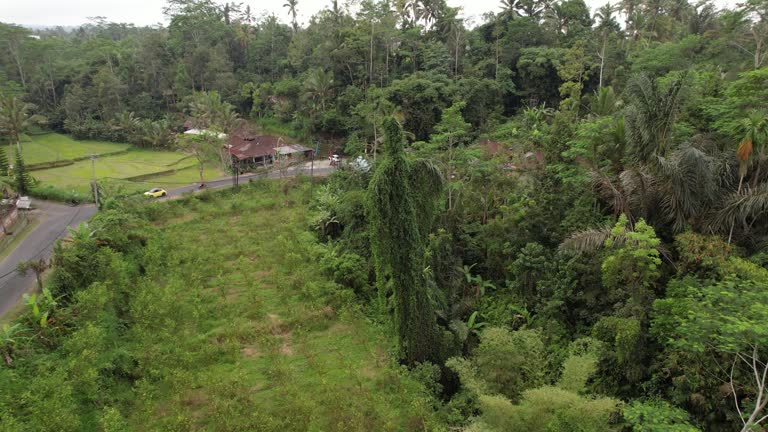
[225,289,241,302]
[165,213,197,225]
[182,389,208,408]
[360,365,377,379]
[279,340,294,356]
[241,346,261,357]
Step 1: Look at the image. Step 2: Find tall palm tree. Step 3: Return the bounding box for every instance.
[0,95,47,160]
[499,0,521,20]
[283,0,299,32]
[595,2,620,31]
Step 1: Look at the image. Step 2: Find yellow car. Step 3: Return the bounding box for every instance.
[144,188,167,198]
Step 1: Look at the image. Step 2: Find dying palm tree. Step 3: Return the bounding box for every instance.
[728,110,768,242]
[0,94,47,160]
[735,110,768,192]
[283,0,299,32]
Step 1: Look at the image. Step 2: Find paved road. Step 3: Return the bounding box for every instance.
[162,163,335,198]
[0,162,336,316]
[0,202,97,315]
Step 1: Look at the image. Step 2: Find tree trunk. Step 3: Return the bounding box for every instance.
[598,36,607,88]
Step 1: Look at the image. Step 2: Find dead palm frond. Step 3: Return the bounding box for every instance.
[712,183,768,238]
[655,144,719,232]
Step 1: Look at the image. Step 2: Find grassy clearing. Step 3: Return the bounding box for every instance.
[32,150,222,196]
[19,133,130,164]
[115,182,440,430]
[0,181,442,431]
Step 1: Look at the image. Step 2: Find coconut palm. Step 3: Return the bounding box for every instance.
[0,94,47,160]
[595,2,621,32]
[284,0,299,32]
[303,69,334,112]
[189,91,239,132]
[499,0,521,20]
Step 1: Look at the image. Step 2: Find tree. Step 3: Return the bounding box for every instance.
[14,150,30,195]
[624,73,687,163]
[0,94,47,160]
[653,273,768,432]
[0,146,9,177]
[17,258,50,292]
[177,132,221,185]
[188,91,239,132]
[367,118,445,365]
[284,0,299,32]
[430,101,471,212]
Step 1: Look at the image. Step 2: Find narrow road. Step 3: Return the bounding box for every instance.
[0,162,337,316]
[0,202,97,315]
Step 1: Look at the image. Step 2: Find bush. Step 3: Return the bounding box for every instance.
[29,184,90,203]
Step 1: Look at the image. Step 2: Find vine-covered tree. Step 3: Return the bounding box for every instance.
[367,118,445,365]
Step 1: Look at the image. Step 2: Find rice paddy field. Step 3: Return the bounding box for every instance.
[21,133,226,198]
[20,133,131,165]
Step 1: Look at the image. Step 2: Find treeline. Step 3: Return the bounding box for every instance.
[0,0,762,145]
[2,0,768,430]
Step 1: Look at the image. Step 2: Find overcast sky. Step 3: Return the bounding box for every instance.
[3,0,739,29]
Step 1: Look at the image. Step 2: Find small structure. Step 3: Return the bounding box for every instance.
[184,129,227,139]
[15,197,32,210]
[274,144,313,159]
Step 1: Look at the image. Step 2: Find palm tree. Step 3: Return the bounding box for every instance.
[189,91,239,133]
[624,73,687,163]
[284,0,299,32]
[595,2,620,31]
[499,0,521,20]
[303,69,334,113]
[0,95,47,160]
[735,110,768,193]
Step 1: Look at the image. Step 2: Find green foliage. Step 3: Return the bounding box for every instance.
[13,150,30,195]
[474,387,620,432]
[367,118,445,365]
[624,400,701,432]
[601,215,661,318]
[450,327,546,400]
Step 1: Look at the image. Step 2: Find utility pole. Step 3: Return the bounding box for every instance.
[90,154,99,208]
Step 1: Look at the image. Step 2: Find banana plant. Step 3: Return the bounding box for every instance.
[0,323,27,366]
[22,286,57,329]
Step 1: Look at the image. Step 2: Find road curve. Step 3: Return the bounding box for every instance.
[0,164,336,316]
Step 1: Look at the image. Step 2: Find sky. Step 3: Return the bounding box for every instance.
[2,0,739,29]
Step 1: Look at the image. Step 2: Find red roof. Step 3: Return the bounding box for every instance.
[227,125,295,159]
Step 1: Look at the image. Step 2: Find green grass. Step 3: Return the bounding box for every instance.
[120,182,441,430]
[19,133,131,165]
[32,149,222,196]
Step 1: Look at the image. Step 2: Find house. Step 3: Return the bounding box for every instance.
[226,125,309,171]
